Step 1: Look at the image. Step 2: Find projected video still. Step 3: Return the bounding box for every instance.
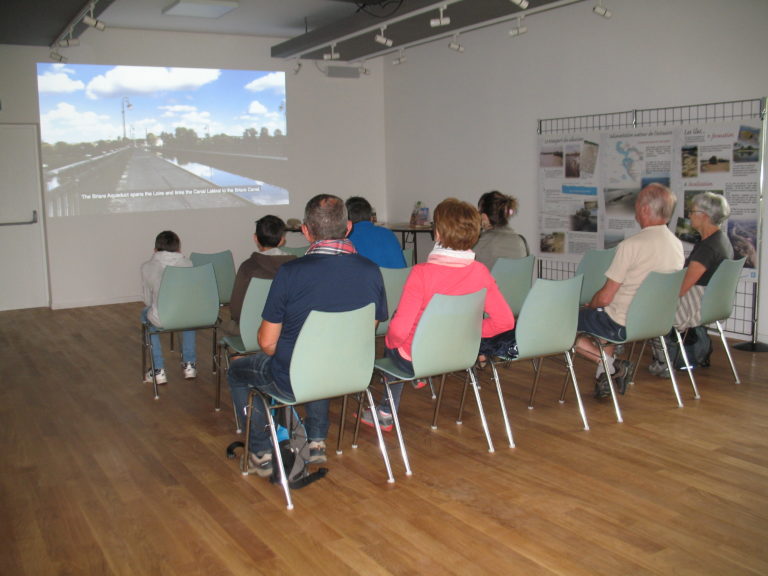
[37,63,289,217]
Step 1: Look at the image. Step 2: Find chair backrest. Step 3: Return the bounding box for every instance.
[410,290,486,378]
[623,269,685,342]
[699,257,746,325]
[156,263,220,330]
[402,247,414,266]
[281,245,309,258]
[516,275,583,359]
[190,250,236,305]
[239,278,273,351]
[575,247,617,306]
[376,266,412,336]
[491,255,535,317]
[289,303,376,403]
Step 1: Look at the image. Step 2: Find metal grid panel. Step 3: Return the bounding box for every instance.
[537,98,764,341]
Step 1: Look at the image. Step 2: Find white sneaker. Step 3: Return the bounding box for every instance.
[182,362,197,379]
[144,368,167,385]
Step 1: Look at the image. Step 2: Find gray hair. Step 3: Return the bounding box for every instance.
[304,194,348,240]
[691,191,731,226]
[638,183,676,222]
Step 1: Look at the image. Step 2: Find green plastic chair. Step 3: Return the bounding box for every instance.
[376,266,412,337]
[402,247,414,267]
[581,269,685,423]
[491,255,536,317]
[190,250,236,306]
[490,275,588,431]
[141,263,220,400]
[217,278,272,431]
[281,245,309,258]
[243,303,391,510]
[576,247,617,306]
[364,290,492,476]
[674,257,746,394]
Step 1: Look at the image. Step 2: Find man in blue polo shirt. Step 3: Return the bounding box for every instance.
[346,196,407,268]
[228,194,387,477]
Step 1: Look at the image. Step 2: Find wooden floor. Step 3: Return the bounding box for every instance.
[2,302,768,575]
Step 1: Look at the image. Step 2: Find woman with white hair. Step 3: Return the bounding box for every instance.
[649,191,734,376]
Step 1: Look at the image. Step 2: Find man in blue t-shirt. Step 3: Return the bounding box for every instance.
[228,194,387,478]
[346,196,407,268]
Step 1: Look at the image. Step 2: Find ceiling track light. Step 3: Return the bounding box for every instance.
[593,1,612,18]
[448,33,464,53]
[83,3,106,31]
[374,26,393,47]
[430,4,451,28]
[323,43,340,61]
[392,49,406,66]
[509,16,528,37]
[50,50,67,63]
[510,0,529,9]
[59,35,80,47]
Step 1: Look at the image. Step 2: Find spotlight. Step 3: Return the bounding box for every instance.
[430,5,450,28]
[50,51,67,63]
[292,60,302,75]
[83,14,106,31]
[323,44,340,61]
[448,34,464,53]
[510,0,529,9]
[593,1,612,18]
[508,17,527,37]
[59,36,80,47]
[392,49,406,65]
[374,26,393,47]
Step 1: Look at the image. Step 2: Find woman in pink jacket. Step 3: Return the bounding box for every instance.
[361,198,516,431]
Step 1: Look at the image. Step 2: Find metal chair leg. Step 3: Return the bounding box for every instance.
[368,389,397,481]
[674,328,700,399]
[489,360,514,448]
[565,350,589,431]
[385,380,411,476]
[716,321,741,384]
[468,368,494,453]
[597,343,623,423]
[659,336,684,408]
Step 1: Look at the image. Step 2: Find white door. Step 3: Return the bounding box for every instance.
[0,124,49,311]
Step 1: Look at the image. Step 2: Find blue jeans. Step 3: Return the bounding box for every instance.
[379,347,414,415]
[228,352,329,455]
[142,307,196,370]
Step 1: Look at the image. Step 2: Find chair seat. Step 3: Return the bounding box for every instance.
[373,357,415,380]
[221,335,246,354]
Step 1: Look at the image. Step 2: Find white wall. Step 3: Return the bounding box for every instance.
[0,29,386,309]
[383,0,768,340]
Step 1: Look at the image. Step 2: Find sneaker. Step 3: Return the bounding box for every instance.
[359,407,394,432]
[308,441,327,464]
[411,379,428,390]
[247,451,273,477]
[648,360,670,377]
[182,362,197,379]
[143,368,167,385]
[594,373,611,399]
[613,359,634,394]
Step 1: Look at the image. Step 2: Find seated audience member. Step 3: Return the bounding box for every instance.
[575,183,684,397]
[361,198,516,431]
[227,194,387,477]
[223,215,296,336]
[346,196,407,268]
[141,230,196,384]
[649,191,733,377]
[473,190,529,271]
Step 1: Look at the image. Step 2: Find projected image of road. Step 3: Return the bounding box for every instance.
[37,64,289,217]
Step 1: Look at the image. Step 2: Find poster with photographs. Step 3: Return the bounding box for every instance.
[537,121,761,280]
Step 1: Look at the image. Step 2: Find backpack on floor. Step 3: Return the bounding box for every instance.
[225,405,328,490]
[269,406,328,489]
[666,326,712,370]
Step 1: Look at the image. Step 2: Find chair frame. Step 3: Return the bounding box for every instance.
[356,290,493,476]
[241,304,392,510]
[580,270,686,423]
[141,263,220,400]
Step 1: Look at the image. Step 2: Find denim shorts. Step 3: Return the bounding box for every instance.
[578,307,626,342]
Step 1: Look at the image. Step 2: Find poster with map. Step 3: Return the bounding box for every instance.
[537,122,762,279]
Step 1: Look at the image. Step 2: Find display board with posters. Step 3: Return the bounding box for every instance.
[537,112,764,282]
